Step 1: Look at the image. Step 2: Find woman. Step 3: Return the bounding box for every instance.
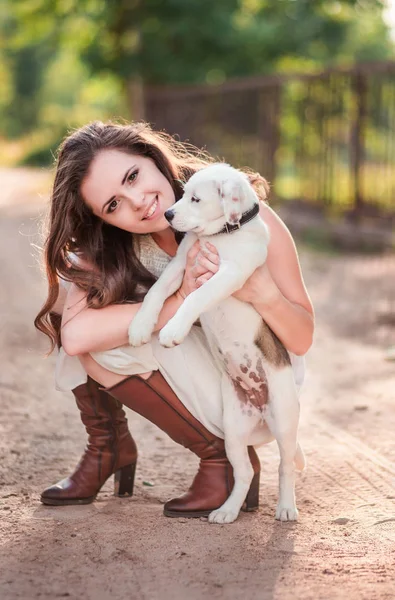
[35,120,314,517]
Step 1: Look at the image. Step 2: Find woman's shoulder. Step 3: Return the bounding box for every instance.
[259,201,296,252]
[259,201,290,234]
[65,251,95,271]
[59,252,97,290]
[259,201,314,318]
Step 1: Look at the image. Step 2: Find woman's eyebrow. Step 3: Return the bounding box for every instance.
[101,165,136,213]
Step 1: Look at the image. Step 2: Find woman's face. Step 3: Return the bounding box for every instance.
[81,148,176,234]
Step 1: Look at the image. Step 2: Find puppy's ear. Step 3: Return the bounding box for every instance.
[218,180,243,225]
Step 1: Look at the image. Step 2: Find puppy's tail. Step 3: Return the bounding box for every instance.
[294,442,306,472]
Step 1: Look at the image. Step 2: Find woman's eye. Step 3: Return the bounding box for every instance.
[191,196,200,203]
[107,200,118,213]
[127,169,138,184]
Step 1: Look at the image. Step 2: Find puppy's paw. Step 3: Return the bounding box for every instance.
[128,314,155,347]
[208,507,239,524]
[159,319,190,348]
[275,504,299,522]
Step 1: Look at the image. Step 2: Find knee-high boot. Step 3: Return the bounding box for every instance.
[104,370,260,518]
[41,377,138,505]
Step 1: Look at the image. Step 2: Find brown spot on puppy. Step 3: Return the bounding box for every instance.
[255,321,291,367]
[256,357,266,380]
[248,371,261,384]
[232,377,268,410]
[243,354,252,368]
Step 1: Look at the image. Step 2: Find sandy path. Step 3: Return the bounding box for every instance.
[0,169,394,600]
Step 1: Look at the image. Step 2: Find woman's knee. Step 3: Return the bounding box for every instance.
[78,353,153,387]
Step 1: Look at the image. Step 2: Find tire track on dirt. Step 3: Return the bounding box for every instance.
[300,418,395,543]
[256,408,395,547]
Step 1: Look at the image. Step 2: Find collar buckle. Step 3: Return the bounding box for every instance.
[218,204,259,236]
[225,221,241,234]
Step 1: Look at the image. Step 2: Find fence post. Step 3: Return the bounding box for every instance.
[351,71,367,218]
[269,84,281,193]
[257,84,281,195]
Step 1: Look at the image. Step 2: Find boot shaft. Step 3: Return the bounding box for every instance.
[104,371,227,461]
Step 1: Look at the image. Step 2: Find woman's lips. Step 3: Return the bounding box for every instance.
[143,196,159,220]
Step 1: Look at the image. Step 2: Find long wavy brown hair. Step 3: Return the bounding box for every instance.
[34,120,269,353]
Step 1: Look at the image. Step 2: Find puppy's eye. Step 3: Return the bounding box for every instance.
[191,196,200,203]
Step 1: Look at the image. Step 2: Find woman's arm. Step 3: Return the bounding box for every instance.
[252,280,314,356]
[233,203,314,356]
[61,284,185,356]
[60,241,213,357]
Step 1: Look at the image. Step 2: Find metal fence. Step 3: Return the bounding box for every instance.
[146,61,395,220]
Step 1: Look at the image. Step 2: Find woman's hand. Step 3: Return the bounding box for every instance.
[232,263,281,307]
[178,241,220,297]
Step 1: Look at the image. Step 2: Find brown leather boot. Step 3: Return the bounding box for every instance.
[103,371,261,518]
[40,377,138,506]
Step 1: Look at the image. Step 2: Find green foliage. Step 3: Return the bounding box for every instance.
[0,0,393,165]
[0,1,58,136]
[18,142,59,167]
[39,0,393,83]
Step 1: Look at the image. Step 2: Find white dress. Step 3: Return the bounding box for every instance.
[55,234,306,439]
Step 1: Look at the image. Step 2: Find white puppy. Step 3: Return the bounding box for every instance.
[129,163,305,524]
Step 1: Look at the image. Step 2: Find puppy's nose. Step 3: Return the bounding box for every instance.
[164,209,175,222]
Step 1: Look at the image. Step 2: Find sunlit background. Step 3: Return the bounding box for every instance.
[0,2,393,164]
[1,3,395,598]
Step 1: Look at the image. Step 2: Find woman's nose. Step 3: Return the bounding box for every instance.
[125,190,145,210]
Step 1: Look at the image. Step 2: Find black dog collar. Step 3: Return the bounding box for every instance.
[215,203,260,235]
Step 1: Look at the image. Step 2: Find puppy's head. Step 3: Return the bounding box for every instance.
[165,163,260,235]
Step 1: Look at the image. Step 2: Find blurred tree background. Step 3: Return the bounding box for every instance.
[0,0,393,166]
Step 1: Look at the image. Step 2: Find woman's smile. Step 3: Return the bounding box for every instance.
[142,195,159,220]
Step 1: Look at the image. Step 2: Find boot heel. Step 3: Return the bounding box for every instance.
[242,471,260,512]
[114,462,137,497]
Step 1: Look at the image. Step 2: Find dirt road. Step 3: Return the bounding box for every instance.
[0,169,394,600]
